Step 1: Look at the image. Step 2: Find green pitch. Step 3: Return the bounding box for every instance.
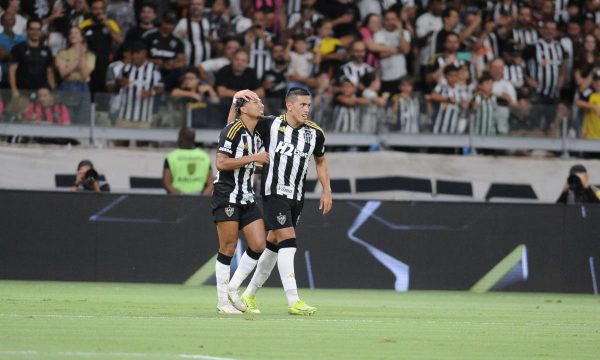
[0,281,599,359]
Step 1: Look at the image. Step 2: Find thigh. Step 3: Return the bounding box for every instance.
[263,196,294,230]
[216,220,240,254]
[241,218,266,252]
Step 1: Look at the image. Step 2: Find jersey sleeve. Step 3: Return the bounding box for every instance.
[217,125,238,158]
[314,128,326,157]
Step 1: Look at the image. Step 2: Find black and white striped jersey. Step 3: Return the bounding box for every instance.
[116,62,163,123]
[212,120,263,207]
[473,93,497,136]
[512,27,538,47]
[393,95,420,133]
[332,102,360,133]
[175,16,212,66]
[503,62,525,88]
[249,32,273,81]
[338,61,374,86]
[432,83,462,134]
[256,115,325,201]
[524,39,567,98]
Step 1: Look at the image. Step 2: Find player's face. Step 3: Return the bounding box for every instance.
[286,95,311,123]
[242,99,264,118]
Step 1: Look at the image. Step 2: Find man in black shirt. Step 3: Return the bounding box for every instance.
[262,43,288,115]
[557,164,600,204]
[9,19,54,97]
[79,0,122,94]
[143,10,186,91]
[122,2,157,52]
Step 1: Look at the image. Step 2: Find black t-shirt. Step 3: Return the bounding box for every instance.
[81,20,114,65]
[262,66,287,100]
[21,0,50,20]
[10,43,53,90]
[214,65,261,99]
[143,30,184,63]
[315,0,360,38]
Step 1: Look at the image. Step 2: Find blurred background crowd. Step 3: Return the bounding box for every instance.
[1,0,600,141]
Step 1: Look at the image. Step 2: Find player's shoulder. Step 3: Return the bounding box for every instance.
[305,120,325,135]
[223,120,246,140]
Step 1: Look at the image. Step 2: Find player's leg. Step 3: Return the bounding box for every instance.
[214,206,242,314]
[242,231,280,314]
[228,205,266,311]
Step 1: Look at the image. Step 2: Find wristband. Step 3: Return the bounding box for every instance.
[232,96,238,106]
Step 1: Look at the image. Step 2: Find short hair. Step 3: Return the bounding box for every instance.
[26,18,42,29]
[77,160,94,170]
[178,127,196,144]
[139,1,157,12]
[443,64,459,75]
[478,72,493,83]
[570,164,587,175]
[292,33,307,42]
[442,8,458,20]
[286,87,311,101]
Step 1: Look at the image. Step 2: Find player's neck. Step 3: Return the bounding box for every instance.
[285,114,303,128]
[240,116,258,134]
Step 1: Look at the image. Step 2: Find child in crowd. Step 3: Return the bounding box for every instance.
[472,72,498,136]
[286,33,320,88]
[391,76,420,133]
[331,76,368,133]
[23,87,71,125]
[360,72,390,133]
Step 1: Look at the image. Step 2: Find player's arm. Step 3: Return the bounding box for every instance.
[315,154,332,215]
[216,152,269,171]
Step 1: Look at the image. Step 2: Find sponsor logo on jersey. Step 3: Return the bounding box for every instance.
[277,212,287,225]
[274,141,309,158]
[303,131,313,142]
[276,184,294,196]
[223,140,232,149]
[225,205,235,217]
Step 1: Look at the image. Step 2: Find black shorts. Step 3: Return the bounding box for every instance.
[212,202,262,229]
[263,195,303,230]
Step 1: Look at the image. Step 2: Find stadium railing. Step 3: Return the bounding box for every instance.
[0,89,599,154]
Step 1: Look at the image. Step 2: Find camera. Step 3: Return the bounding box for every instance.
[84,169,98,185]
[567,174,582,191]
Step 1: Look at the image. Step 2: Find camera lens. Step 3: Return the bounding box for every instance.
[567,174,582,191]
[84,169,98,183]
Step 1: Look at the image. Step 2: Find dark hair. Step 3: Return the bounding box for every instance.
[139,1,157,12]
[286,87,311,100]
[443,64,460,75]
[442,8,458,20]
[314,18,331,30]
[234,98,248,119]
[26,18,42,30]
[130,41,148,53]
[292,33,307,42]
[399,75,414,85]
[361,13,379,29]
[178,127,196,145]
[360,72,377,88]
[569,164,587,175]
[478,71,493,83]
[77,160,94,170]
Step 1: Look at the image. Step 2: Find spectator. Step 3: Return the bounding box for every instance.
[9,19,55,99]
[71,159,110,193]
[311,18,346,77]
[55,27,95,124]
[207,0,230,43]
[426,32,465,85]
[175,0,212,66]
[331,76,368,133]
[143,10,186,91]
[315,0,360,44]
[391,75,420,133]
[471,72,497,136]
[556,164,600,204]
[416,0,443,69]
[512,5,538,49]
[523,20,567,134]
[254,0,286,33]
[426,64,463,134]
[501,41,527,92]
[560,20,583,99]
[424,7,461,68]
[373,9,411,94]
[80,0,122,94]
[113,41,163,127]
[122,2,157,51]
[105,44,131,120]
[198,37,241,85]
[286,0,322,36]
[464,7,499,67]
[0,12,25,86]
[574,34,600,93]
[163,126,214,195]
[358,13,382,69]
[359,71,389,133]
[0,0,27,36]
[245,10,273,82]
[489,58,518,134]
[106,0,136,37]
[262,42,288,115]
[23,87,71,125]
[215,49,264,104]
[337,40,373,87]
[286,33,320,89]
[576,71,600,141]
[171,67,220,128]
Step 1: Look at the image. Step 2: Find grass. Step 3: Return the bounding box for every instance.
[0,281,599,359]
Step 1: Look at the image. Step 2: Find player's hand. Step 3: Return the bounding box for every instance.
[319,191,332,215]
[253,152,270,165]
[234,89,260,102]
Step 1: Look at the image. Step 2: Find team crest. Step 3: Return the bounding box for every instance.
[277,212,286,225]
[303,131,313,142]
[225,205,235,217]
[187,163,196,175]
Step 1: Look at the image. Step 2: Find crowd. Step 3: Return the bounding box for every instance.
[1,0,600,140]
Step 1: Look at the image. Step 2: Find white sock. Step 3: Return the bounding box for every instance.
[243,248,278,297]
[215,258,230,306]
[278,247,300,306]
[228,251,258,292]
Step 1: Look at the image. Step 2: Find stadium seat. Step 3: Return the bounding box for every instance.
[355,176,432,193]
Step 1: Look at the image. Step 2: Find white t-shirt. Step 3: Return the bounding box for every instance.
[492,80,517,105]
[288,51,314,78]
[0,14,27,35]
[373,28,411,81]
[415,12,442,39]
[201,57,230,73]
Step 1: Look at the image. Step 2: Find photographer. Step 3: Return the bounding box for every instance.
[71,160,110,193]
[556,164,600,204]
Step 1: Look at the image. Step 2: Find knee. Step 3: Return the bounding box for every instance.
[219,241,237,256]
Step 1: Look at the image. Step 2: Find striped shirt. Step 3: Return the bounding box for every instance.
[339,61,374,86]
[432,83,462,134]
[332,100,360,133]
[249,32,272,81]
[256,115,326,201]
[473,93,497,136]
[175,16,211,66]
[512,27,538,47]
[116,62,163,123]
[393,95,420,133]
[503,63,525,89]
[212,120,263,206]
[525,39,566,98]
[491,2,518,21]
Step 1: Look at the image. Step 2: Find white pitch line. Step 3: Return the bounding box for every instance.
[0,313,382,323]
[0,350,236,360]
